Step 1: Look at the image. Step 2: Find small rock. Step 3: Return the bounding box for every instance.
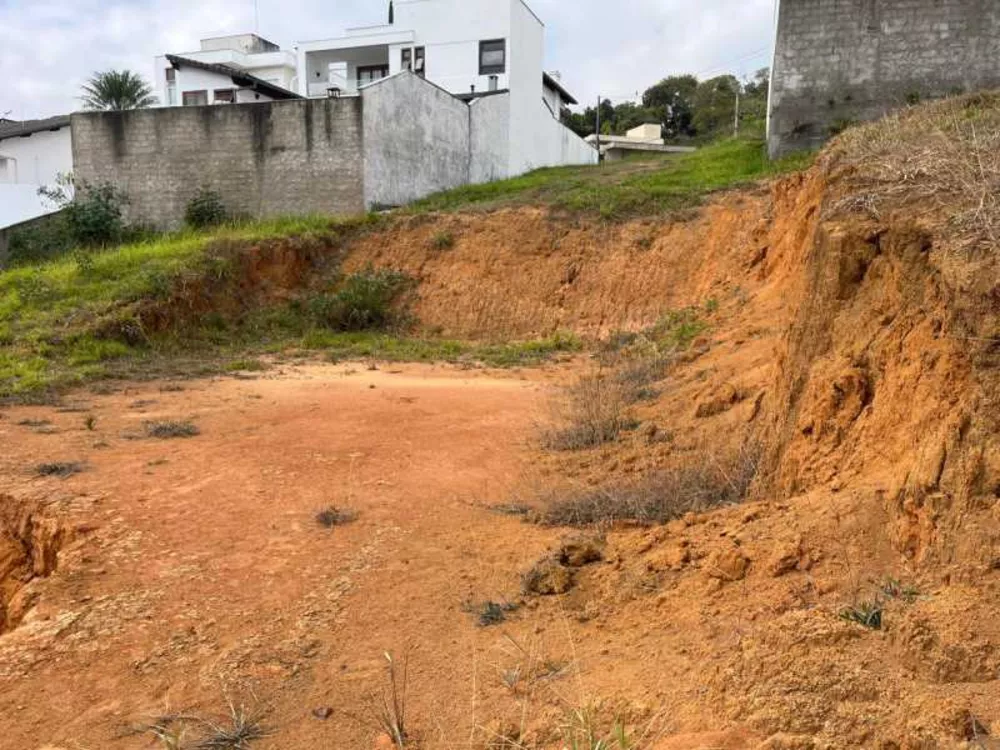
[373,734,396,750]
[523,558,574,595]
[694,383,742,419]
[312,707,333,720]
[768,538,805,577]
[557,534,605,567]
[705,547,750,582]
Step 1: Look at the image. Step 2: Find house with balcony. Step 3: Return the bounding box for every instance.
[154,34,301,107]
[296,0,590,175]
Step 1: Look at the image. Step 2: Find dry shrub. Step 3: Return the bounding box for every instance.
[832,92,1000,247]
[541,372,637,451]
[537,438,761,527]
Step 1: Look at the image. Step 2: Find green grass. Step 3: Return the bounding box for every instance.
[410,139,814,219]
[302,330,582,368]
[0,215,375,400]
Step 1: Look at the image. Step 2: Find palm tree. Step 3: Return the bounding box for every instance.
[80,70,157,111]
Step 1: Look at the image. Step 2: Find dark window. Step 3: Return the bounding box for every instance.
[182,90,208,106]
[402,48,412,71]
[479,39,505,75]
[414,46,425,77]
[214,89,236,104]
[357,64,390,87]
[165,68,176,83]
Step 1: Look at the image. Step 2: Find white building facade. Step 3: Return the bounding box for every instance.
[295,0,594,176]
[154,34,299,107]
[0,117,73,229]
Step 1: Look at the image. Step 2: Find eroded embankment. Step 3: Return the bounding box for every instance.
[0,496,70,634]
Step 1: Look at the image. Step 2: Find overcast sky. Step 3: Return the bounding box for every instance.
[0,0,778,120]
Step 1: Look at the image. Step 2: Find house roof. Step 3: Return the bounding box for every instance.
[0,115,72,142]
[166,55,303,100]
[543,72,577,106]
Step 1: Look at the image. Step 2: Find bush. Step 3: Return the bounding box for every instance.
[308,267,415,332]
[541,373,638,451]
[185,187,229,229]
[63,182,129,246]
[536,438,761,527]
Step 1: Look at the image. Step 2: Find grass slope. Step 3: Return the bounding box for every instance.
[410,139,813,219]
[0,140,813,400]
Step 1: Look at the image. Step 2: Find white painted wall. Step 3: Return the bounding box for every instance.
[391,0,513,95]
[0,127,72,187]
[0,126,71,229]
[470,93,511,183]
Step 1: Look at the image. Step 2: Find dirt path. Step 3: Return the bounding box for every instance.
[0,363,581,749]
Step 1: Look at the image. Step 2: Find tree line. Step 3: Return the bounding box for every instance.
[561,69,770,142]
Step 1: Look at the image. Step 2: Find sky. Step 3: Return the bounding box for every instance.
[0,0,778,120]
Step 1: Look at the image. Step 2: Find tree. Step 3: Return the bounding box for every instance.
[643,75,698,138]
[80,70,157,111]
[692,75,740,138]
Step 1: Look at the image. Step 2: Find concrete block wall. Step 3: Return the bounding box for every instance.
[71,99,365,229]
[768,0,1000,157]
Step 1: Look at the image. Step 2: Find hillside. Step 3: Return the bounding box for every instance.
[2,99,1000,750]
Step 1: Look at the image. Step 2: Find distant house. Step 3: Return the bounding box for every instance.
[0,116,72,229]
[154,34,301,107]
[585,123,696,162]
[154,0,595,177]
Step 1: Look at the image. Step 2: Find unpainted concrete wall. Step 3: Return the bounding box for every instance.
[362,73,471,208]
[768,0,1000,157]
[470,93,510,184]
[71,99,365,229]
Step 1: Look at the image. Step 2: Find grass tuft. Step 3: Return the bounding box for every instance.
[36,461,85,478]
[144,421,200,439]
[840,600,883,630]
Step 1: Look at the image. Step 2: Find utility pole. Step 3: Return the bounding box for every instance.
[595,95,601,160]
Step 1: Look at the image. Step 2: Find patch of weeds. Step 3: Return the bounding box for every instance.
[225,359,267,373]
[704,297,720,314]
[315,507,359,528]
[466,600,519,628]
[538,439,761,527]
[144,421,200,439]
[541,373,638,451]
[649,308,708,350]
[358,651,409,748]
[489,503,533,517]
[840,600,883,630]
[193,702,272,750]
[308,267,416,332]
[17,418,51,428]
[430,230,455,250]
[881,577,920,603]
[36,461,85,478]
[560,706,633,750]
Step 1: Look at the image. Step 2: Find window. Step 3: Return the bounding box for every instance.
[165,67,178,106]
[182,90,208,107]
[414,47,425,77]
[401,48,412,71]
[479,39,505,75]
[357,65,389,87]
[213,89,236,104]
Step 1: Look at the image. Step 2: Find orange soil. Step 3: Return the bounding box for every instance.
[3,156,1000,750]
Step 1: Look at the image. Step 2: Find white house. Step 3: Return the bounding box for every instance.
[295,0,591,175]
[585,123,697,162]
[153,34,300,107]
[0,116,73,229]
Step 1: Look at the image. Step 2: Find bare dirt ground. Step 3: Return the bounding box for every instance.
[5,147,1000,748]
[0,363,595,749]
